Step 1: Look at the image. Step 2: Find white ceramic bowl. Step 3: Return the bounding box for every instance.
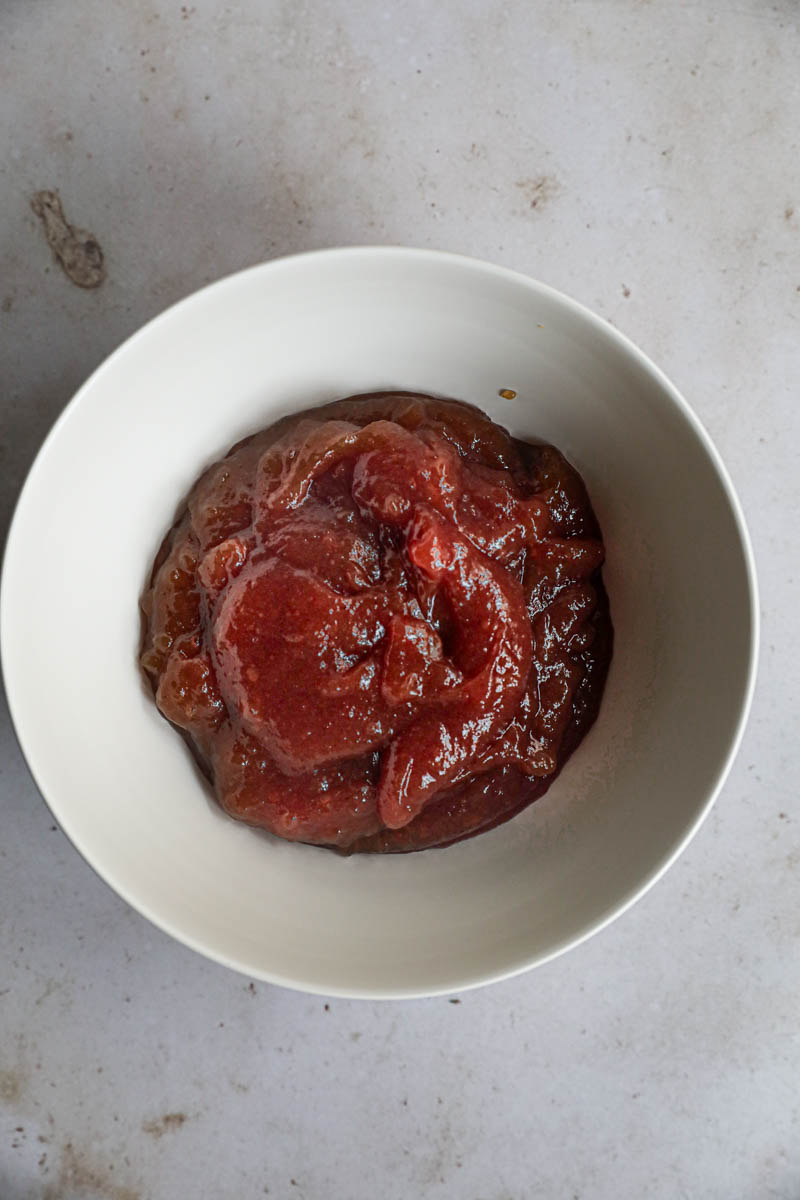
[1,248,758,998]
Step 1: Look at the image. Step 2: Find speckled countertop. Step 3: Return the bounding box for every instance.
[1,3,798,1198]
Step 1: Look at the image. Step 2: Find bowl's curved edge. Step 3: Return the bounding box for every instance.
[0,246,760,1000]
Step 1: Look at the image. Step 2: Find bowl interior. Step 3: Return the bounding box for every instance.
[0,249,756,997]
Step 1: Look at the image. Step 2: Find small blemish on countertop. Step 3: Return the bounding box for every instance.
[44,1142,140,1200]
[30,190,106,289]
[141,1112,187,1139]
[514,175,560,211]
[0,1068,25,1103]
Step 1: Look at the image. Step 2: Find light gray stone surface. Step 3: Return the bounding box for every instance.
[1,2,798,1197]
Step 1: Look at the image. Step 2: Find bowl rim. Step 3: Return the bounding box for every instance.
[0,245,760,999]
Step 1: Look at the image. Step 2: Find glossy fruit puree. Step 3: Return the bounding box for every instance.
[140,392,612,852]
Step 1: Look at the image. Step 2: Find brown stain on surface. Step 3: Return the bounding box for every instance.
[514,175,560,211]
[44,1143,140,1200]
[0,1067,24,1104]
[141,1112,187,1139]
[30,190,106,288]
